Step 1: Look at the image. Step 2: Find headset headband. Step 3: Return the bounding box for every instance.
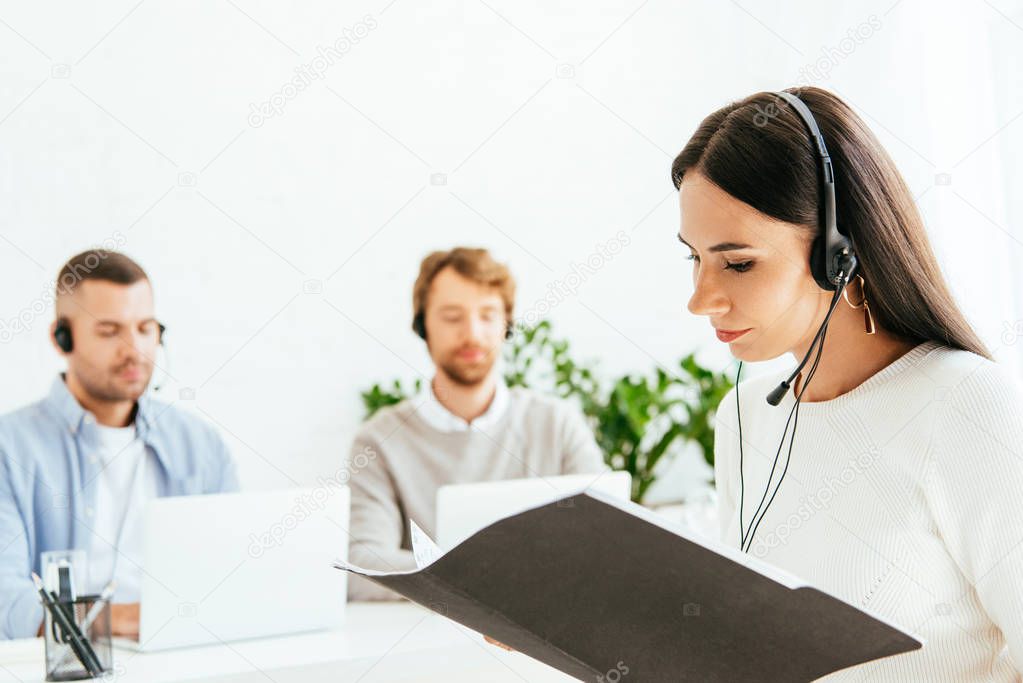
[773,91,856,290]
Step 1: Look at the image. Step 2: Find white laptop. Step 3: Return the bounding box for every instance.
[435,471,632,551]
[115,487,349,652]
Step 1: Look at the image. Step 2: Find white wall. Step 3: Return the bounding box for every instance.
[1,0,1020,495]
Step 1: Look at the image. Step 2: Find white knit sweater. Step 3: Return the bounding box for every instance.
[714,340,1023,681]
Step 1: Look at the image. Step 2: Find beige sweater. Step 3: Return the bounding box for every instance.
[715,340,1023,680]
[346,385,606,601]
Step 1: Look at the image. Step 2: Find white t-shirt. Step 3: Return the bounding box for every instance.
[86,423,159,601]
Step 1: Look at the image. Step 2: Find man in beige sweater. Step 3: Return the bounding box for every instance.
[346,247,606,601]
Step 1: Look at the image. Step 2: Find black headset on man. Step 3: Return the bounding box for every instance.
[412,310,513,342]
[54,317,169,391]
[54,319,166,354]
[736,91,858,554]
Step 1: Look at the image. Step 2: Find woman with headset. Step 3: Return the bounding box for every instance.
[677,87,1022,679]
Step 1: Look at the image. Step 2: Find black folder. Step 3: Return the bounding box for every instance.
[335,489,922,681]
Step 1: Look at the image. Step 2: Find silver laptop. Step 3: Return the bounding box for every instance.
[435,471,632,551]
[115,487,349,651]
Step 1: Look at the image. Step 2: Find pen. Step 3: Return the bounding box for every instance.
[32,573,104,676]
[54,581,116,671]
[80,581,116,633]
[53,564,78,644]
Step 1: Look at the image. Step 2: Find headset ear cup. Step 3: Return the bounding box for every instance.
[844,251,859,282]
[808,234,834,291]
[412,312,426,341]
[54,323,72,353]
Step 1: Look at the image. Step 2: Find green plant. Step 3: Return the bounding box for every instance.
[360,321,734,504]
[361,377,422,417]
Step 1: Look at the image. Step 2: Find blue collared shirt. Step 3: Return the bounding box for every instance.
[0,376,238,639]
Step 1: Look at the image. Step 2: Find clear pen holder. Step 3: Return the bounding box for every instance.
[43,594,113,681]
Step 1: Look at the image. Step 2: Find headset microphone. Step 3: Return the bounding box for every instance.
[764,381,791,409]
[152,325,170,393]
[766,277,848,406]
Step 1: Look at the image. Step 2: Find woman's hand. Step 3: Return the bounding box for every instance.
[484,634,515,651]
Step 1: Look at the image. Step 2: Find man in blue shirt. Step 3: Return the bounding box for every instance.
[0,250,238,640]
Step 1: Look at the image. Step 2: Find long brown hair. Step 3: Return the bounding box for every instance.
[671,86,991,360]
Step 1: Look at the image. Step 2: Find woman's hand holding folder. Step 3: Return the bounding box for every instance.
[484,635,514,651]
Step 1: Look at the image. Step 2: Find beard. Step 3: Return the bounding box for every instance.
[436,347,497,387]
[71,358,154,403]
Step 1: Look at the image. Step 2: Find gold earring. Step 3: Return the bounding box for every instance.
[842,274,876,335]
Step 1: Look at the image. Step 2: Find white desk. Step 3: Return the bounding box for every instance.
[0,603,574,682]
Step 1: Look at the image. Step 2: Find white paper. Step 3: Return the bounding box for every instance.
[410,520,443,569]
